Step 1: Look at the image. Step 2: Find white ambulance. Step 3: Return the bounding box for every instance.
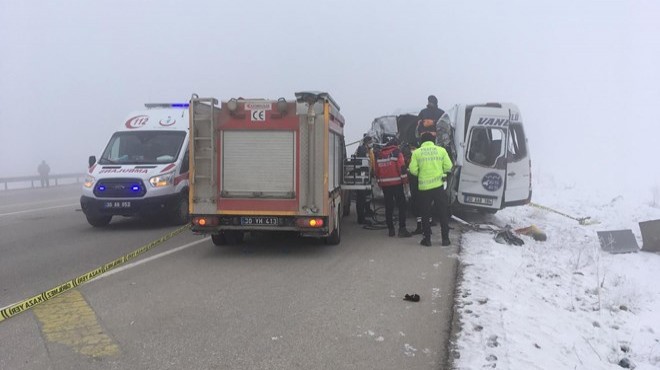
[80,103,191,227]
[444,103,532,214]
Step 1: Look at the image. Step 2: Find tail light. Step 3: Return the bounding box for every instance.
[193,216,219,227]
[295,217,325,228]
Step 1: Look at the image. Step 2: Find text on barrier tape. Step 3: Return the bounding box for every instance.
[0,224,191,323]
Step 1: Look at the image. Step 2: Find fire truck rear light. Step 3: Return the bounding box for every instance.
[193,216,218,227]
[296,217,324,228]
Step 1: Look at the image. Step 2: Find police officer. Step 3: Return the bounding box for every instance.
[374,137,412,238]
[408,132,453,246]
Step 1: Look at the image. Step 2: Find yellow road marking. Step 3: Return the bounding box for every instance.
[33,290,119,357]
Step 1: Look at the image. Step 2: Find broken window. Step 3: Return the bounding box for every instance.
[507,123,527,162]
[467,127,505,167]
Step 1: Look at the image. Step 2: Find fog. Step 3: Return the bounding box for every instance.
[1,1,658,198]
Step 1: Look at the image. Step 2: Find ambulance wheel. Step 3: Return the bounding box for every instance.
[86,214,112,227]
[170,194,190,225]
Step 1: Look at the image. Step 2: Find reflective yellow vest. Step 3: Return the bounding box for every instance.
[408,141,453,191]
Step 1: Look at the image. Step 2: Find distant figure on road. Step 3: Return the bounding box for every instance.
[38,160,50,187]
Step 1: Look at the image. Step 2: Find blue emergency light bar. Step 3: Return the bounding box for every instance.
[144,103,190,108]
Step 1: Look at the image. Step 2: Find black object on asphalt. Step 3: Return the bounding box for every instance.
[403,294,420,302]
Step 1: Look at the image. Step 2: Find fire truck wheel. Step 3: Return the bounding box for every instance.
[86,214,112,227]
[211,233,227,246]
[225,231,244,244]
[213,231,244,246]
[325,220,341,245]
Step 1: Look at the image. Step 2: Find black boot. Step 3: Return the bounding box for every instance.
[388,228,396,237]
[411,222,423,235]
[441,237,451,246]
[420,236,432,247]
[398,227,412,238]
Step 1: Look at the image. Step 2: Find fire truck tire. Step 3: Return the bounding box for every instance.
[325,219,341,245]
[213,231,244,246]
[86,214,112,227]
[211,233,227,246]
[225,231,244,244]
[170,194,190,225]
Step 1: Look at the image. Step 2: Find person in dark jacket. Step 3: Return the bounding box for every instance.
[354,136,375,224]
[416,95,446,227]
[37,160,51,187]
[416,95,445,139]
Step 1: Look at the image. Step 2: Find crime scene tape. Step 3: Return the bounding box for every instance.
[0,223,191,323]
[529,202,598,225]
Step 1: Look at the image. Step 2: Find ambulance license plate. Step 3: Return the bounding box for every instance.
[240,217,279,226]
[464,195,494,206]
[103,201,132,209]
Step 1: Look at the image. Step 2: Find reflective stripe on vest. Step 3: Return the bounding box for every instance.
[376,156,403,186]
[418,175,443,189]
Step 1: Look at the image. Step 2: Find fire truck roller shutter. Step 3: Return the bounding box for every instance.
[222,131,296,198]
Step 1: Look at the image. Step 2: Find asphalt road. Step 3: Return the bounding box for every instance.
[0,185,460,370]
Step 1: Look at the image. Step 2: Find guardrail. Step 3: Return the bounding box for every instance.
[0,173,86,191]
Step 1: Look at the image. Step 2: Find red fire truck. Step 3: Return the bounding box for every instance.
[188,92,348,245]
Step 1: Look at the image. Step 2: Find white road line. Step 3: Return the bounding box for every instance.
[93,237,210,281]
[0,203,78,217]
[0,197,79,210]
[0,237,210,312]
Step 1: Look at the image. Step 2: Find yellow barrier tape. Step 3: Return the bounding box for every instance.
[0,224,191,323]
[529,202,598,225]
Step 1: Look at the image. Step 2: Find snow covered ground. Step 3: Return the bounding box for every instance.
[454,178,660,369]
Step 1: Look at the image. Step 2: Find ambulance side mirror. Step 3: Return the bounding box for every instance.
[88,155,96,168]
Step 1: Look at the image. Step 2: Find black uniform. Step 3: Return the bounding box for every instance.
[354,143,372,223]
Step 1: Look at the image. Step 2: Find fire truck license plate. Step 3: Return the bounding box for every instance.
[464,195,494,206]
[104,201,132,209]
[240,217,279,226]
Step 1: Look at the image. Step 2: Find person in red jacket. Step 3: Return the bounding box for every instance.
[374,137,412,238]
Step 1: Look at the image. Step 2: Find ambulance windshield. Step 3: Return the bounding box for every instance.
[98,131,186,165]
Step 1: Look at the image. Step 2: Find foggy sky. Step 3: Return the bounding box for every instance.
[1,0,659,198]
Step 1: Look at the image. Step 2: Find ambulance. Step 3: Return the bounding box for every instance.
[80,103,191,227]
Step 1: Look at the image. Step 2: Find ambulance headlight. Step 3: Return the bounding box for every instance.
[83,175,95,188]
[149,172,175,188]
